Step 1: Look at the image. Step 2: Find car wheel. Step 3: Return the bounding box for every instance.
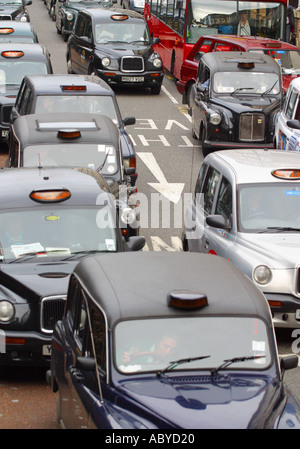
[201,128,211,157]
[88,65,95,76]
[56,26,61,35]
[187,82,195,108]
[67,58,74,74]
[182,234,189,251]
[151,86,161,95]
[62,25,68,42]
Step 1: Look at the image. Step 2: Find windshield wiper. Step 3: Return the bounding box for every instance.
[157,355,211,376]
[210,355,265,376]
[62,249,112,260]
[262,79,279,96]
[9,251,46,263]
[267,226,300,232]
[96,151,109,172]
[231,87,254,96]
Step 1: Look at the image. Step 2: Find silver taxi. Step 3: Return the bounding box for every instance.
[182,149,300,328]
[275,76,300,152]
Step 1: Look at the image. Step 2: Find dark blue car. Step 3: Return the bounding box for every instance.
[49,251,300,429]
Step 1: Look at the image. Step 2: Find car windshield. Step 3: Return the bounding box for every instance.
[0,62,48,89]
[249,49,300,75]
[0,207,117,262]
[23,143,119,176]
[35,95,119,126]
[238,183,300,232]
[95,22,150,44]
[213,71,280,94]
[115,316,271,374]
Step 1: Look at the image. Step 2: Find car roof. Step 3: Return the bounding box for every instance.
[202,51,281,74]
[12,112,120,148]
[80,7,146,22]
[23,74,114,96]
[288,76,300,91]
[0,166,110,209]
[0,42,49,60]
[206,149,300,184]
[200,34,299,51]
[74,251,272,328]
[0,21,36,35]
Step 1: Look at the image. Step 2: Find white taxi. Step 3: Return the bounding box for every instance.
[182,149,300,328]
[275,77,300,151]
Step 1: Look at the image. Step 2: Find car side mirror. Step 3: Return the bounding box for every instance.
[76,356,96,372]
[286,119,300,130]
[125,236,145,251]
[26,0,32,4]
[206,214,232,230]
[124,167,135,176]
[81,36,92,44]
[123,117,136,126]
[153,37,160,44]
[280,355,298,377]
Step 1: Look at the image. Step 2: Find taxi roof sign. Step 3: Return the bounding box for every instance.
[61,85,87,91]
[0,28,14,34]
[30,189,71,203]
[272,169,300,179]
[110,14,129,20]
[167,290,208,310]
[1,50,24,58]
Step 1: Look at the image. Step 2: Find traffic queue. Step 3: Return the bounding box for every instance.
[0,1,299,429]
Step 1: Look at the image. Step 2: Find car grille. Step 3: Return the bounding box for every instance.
[0,15,11,20]
[1,105,13,124]
[121,56,144,73]
[40,296,66,334]
[239,113,265,141]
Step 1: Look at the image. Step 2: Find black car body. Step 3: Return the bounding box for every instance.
[10,74,137,185]
[0,0,32,21]
[0,21,38,42]
[49,251,300,429]
[0,167,144,366]
[0,42,52,143]
[191,51,283,156]
[66,8,164,94]
[55,0,116,42]
[8,112,140,237]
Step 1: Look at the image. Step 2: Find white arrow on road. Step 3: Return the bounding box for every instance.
[137,152,185,204]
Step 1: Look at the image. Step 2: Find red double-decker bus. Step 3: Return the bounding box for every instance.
[144,0,288,79]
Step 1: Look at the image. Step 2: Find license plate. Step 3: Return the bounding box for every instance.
[121,76,144,82]
[42,344,52,356]
[2,130,8,138]
[296,309,300,320]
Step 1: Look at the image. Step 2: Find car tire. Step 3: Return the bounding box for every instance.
[56,26,61,35]
[187,82,195,108]
[88,65,95,76]
[62,25,69,42]
[67,58,74,74]
[182,234,189,251]
[151,86,161,95]
[201,128,211,157]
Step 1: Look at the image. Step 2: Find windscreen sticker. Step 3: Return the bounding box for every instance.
[107,155,115,163]
[105,239,116,251]
[45,215,60,221]
[98,145,106,152]
[286,190,300,196]
[252,340,266,351]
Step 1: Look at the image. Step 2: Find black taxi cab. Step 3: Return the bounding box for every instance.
[55,0,116,42]
[0,21,38,42]
[0,42,52,143]
[66,8,164,94]
[191,52,283,156]
[10,74,137,186]
[0,0,31,22]
[0,167,144,366]
[49,251,300,429]
[8,112,139,237]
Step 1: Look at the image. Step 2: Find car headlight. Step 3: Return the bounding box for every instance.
[209,112,221,125]
[153,57,162,68]
[120,207,136,225]
[0,301,15,322]
[253,265,272,285]
[66,12,74,20]
[102,57,111,68]
[20,16,28,22]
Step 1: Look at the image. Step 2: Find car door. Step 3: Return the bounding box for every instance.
[192,60,210,139]
[67,288,110,429]
[69,14,93,74]
[276,85,300,149]
[202,174,235,258]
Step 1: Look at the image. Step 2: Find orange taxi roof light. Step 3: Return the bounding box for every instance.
[238,61,255,69]
[111,14,129,20]
[272,169,300,179]
[1,50,24,58]
[264,42,281,48]
[30,190,71,203]
[57,130,81,139]
[0,28,14,34]
[167,290,208,310]
[61,85,87,91]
